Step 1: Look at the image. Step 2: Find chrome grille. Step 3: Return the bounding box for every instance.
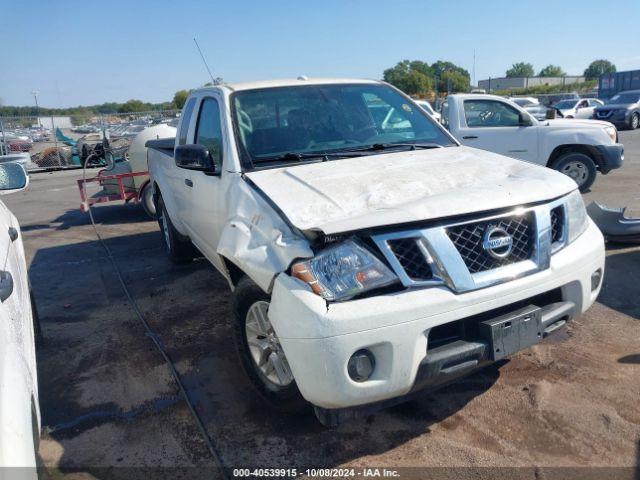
[387,238,433,281]
[446,214,534,274]
[550,206,564,244]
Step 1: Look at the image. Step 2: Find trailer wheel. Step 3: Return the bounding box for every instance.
[157,195,195,264]
[139,182,156,219]
[232,276,308,414]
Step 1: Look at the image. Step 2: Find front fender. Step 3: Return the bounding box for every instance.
[217,178,313,293]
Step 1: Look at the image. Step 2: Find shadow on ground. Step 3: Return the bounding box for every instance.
[599,247,640,321]
[30,209,502,473]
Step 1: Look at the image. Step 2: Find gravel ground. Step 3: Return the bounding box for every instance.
[5,130,640,480]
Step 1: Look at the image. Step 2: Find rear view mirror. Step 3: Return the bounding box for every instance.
[518,112,533,126]
[545,109,557,120]
[175,144,217,175]
[0,162,28,195]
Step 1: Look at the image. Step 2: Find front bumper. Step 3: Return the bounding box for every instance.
[268,221,604,411]
[596,144,624,174]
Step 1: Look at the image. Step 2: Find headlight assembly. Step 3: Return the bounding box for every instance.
[291,240,398,301]
[603,125,617,142]
[565,189,589,244]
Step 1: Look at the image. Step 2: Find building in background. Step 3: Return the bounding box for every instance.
[599,70,640,99]
[478,76,585,92]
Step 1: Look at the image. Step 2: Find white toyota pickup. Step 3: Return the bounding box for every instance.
[442,94,624,191]
[147,78,605,426]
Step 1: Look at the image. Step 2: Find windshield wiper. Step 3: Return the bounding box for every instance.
[253,150,366,164]
[337,142,446,153]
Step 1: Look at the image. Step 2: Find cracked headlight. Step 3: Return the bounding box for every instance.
[566,190,589,244]
[603,125,617,142]
[292,239,397,301]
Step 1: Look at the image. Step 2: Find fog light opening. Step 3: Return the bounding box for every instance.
[591,268,603,291]
[348,349,375,382]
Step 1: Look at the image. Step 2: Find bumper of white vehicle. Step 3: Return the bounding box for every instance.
[269,221,604,413]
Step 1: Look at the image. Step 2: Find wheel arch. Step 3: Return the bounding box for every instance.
[547,144,602,170]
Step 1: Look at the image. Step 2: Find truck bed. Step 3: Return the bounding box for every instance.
[145,137,175,157]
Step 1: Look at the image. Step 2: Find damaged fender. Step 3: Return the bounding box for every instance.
[587,201,640,243]
[216,177,314,293]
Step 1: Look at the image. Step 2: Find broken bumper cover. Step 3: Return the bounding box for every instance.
[268,221,604,411]
[596,144,624,174]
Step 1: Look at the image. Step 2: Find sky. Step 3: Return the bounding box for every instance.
[1,0,639,108]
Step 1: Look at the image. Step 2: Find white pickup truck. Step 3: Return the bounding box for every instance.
[441,94,624,191]
[147,78,605,426]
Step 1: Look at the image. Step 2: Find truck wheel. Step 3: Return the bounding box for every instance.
[232,276,308,413]
[139,182,156,219]
[156,196,195,263]
[631,113,639,130]
[551,152,597,192]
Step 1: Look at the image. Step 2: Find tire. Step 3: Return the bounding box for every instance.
[156,195,195,263]
[232,276,308,413]
[551,152,597,192]
[631,112,639,130]
[139,182,156,219]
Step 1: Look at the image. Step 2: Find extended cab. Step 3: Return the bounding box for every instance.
[442,94,624,191]
[147,79,605,426]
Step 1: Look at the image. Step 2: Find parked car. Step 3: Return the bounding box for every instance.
[8,139,33,153]
[536,92,580,107]
[553,98,603,119]
[509,97,539,107]
[147,78,605,426]
[594,90,640,130]
[441,94,623,191]
[524,103,552,121]
[0,162,40,473]
[414,100,442,122]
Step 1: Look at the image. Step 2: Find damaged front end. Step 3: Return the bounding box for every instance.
[587,202,640,243]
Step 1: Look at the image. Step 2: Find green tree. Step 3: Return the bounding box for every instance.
[173,89,191,109]
[506,62,534,77]
[584,59,616,80]
[117,99,151,113]
[383,60,431,95]
[538,65,565,77]
[440,70,470,93]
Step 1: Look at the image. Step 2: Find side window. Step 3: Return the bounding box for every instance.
[464,99,521,128]
[178,98,197,145]
[195,98,223,170]
[578,100,588,108]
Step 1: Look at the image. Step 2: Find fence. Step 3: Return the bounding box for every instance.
[0,110,180,171]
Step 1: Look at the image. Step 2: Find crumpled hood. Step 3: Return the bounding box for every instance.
[245,146,577,235]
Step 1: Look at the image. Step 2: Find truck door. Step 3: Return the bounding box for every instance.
[170,97,197,225]
[456,98,540,164]
[185,96,227,273]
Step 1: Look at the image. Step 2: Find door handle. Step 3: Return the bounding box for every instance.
[0,271,13,302]
[462,135,478,139]
[184,179,193,187]
[8,227,18,242]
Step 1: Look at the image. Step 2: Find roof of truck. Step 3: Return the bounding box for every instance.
[200,77,381,93]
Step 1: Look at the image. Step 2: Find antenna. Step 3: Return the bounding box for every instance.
[193,38,216,84]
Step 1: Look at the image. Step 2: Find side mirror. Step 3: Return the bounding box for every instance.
[518,112,533,126]
[0,163,28,195]
[175,144,216,174]
[545,108,557,120]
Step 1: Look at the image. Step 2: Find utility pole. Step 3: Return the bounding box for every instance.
[31,90,40,127]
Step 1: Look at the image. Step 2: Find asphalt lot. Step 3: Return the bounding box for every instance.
[5,131,640,479]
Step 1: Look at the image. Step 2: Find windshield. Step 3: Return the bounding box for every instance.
[554,100,578,109]
[608,92,640,104]
[232,83,455,167]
